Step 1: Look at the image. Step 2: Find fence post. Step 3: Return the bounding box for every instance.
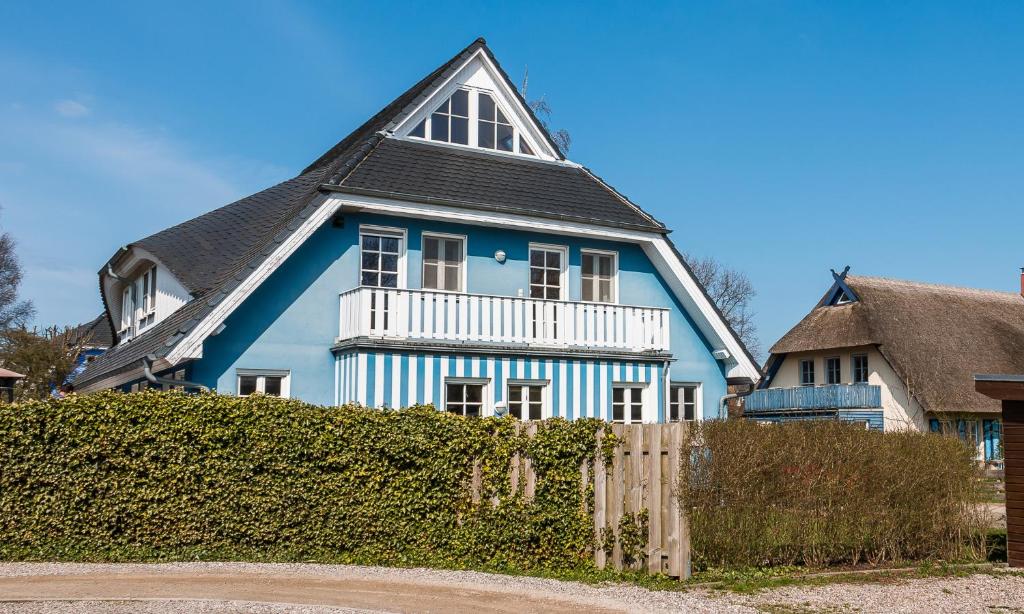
[594,428,607,569]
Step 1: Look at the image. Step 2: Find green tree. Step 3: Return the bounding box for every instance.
[0,326,86,400]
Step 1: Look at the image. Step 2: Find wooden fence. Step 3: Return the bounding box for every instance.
[472,422,690,578]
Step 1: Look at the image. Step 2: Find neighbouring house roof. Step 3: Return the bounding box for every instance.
[76,36,752,390]
[71,314,114,350]
[770,274,1024,413]
[0,368,25,379]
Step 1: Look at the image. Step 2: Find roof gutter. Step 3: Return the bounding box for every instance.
[318,184,670,235]
[142,355,208,392]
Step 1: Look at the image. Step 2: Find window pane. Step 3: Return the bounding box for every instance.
[451,117,469,145]
[443,239,461,262]
[381,254,398,273]
[546,269,559,285]
[431,113,448,141]
[361,272,379,286]
[424,238,439,260]
[529,386,541,401]
[582,254,594,275]
[582,279,593,302]
[669,402,679,421]
[509,386,521,402]
[613,387,624,403]
[447,383,463,402]
[599,280,612,302]
[546,251,560,268]
[631,403,643,422]
[684,387,695,403]
[410,119,426,138]
[362,252,379,270]
[530,287,544,299]
[362,235,379,250]
[435,98,449,114]
[466,385,482,403]
[465,404,481,418]
[444,266,459,291]
[381,237,399,253]
[380,273,398,288]
[530,268,544,284]
[478,121,495,148]
[496,107,508,123]
[529,403,542,420]
[497,124,513,151]
[519,139,534,155]
[509,401,522,419]
[612,403,624,422]
[451,89,469,116]
[599,256,612,276]
[423,263,438,289]
[264,376,282,397]
[478,93,495,121]
[530,251,545,266]
[239,376,257,396]
[546,287,560,299]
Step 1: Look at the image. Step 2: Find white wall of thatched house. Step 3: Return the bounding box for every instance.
[766,345,928,432]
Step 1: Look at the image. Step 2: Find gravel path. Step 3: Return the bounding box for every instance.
[0,562,1021,613]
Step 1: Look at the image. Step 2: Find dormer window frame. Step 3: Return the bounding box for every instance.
[407,85,539,158]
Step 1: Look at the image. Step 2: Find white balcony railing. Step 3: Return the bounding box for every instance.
[338,287,670,352]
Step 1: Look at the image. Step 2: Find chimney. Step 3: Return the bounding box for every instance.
[1020,268,1024,296]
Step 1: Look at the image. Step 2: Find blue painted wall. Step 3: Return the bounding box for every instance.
[192,212,728,416]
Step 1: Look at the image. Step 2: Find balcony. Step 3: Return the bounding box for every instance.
[338,287,670,353]
[745,384,882,412]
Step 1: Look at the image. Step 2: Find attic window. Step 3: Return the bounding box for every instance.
[835,290,851,304]
[430,89,469,145]
[409,89,535,156]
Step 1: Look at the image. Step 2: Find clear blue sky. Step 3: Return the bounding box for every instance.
[2,1,1022,358]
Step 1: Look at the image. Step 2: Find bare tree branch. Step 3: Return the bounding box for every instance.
[682,252,761,359]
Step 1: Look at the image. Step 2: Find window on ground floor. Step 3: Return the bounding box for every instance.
[237,370,290,398]
[669,383,699,422]
[612,385,645,424]
[507,381,546,420]
[445,379,486,417]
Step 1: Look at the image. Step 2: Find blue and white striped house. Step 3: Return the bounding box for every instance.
[76,38,760,422]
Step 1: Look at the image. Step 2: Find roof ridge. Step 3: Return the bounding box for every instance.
[849,274,1023,300]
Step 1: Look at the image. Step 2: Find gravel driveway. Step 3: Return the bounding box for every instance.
[0,562,1021,613]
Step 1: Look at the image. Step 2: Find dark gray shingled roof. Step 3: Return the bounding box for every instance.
[77,37,676,389]
[328,138,664,231]
[72,314,114,349]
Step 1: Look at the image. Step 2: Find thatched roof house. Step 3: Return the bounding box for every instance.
[767,273,1024,415]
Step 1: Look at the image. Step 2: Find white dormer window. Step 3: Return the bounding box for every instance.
[409,88,535,157]
[120,285,135,340]
[137,266,157,330]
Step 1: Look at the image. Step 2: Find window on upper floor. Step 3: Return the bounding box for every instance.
[137,266,157,331]
[825,356,841,385]
[581,250,616,303]
[529,245,566,300]
[800,359,815,387]
[422,234,464,292]
[360,230,403,289]
[409,89,535,156]
[852,354,869,384]
[120,285,135,339]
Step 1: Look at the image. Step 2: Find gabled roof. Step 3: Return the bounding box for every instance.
[77,37,748,389]
[770,274,1024,413]
[326,138,663,231]
[72,314,114,349]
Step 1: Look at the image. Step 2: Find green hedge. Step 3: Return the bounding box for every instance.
[681,419,985,569]
[0,392,603,570]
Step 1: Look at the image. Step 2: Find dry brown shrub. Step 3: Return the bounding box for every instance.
[680,420,985,569]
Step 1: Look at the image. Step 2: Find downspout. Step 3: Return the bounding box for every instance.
[142,355,209,392]
[720,379,756,419]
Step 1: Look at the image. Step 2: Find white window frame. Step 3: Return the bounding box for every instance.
[527,243,568,301]
[421,232,467,293]
[120,285,135,339]
[824,356,841,385]
[799,359,815,387]
[669,382,701,422]
[580,248,619,304]
[852,353,869,384]
[236,369,291,399]
[443,377,491,417]
[611,383,647,425]
[137,266,158,331]
[359,225,407,289]
[506,379,551,421]
[407,86,539,158]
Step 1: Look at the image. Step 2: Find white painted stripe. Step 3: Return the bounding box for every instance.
[357,353,368,405]
[374,353,385,408]
[585,362,595,418]
[471,356,480,378]
[391,353,402,408]
[455,356,465,378]
[516,358,525,380]
[408,353,418,405]
[625,362,634,383]
[598,362,607,421]
[424,354,434,405]
[559,360,567,417]
[572,361,581,419]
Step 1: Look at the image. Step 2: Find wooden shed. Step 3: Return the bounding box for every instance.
[0,368,24,403]
[975,374,1024,567]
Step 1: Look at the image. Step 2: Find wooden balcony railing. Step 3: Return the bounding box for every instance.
[745,384,882,412]
[338,287,670,352]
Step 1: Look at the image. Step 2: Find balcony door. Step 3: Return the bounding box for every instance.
[360,227,405,334]
[528,244,567,342]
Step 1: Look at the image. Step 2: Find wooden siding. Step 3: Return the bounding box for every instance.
[1006,400,1024,567]
[746,384,882,412]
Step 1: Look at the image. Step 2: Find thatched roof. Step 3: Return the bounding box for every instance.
[771,275,1024,413]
